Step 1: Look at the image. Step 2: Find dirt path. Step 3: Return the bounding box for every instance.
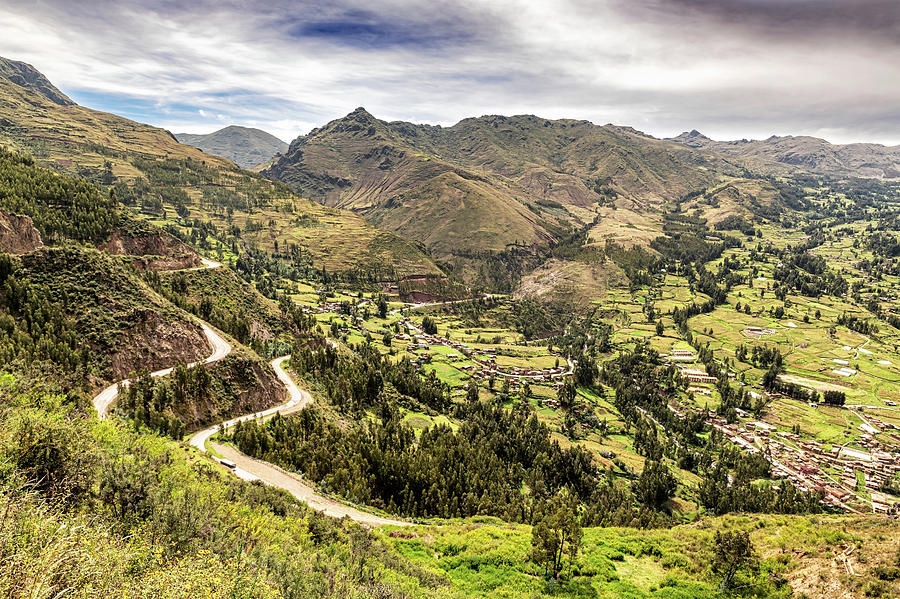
[90,257,409,527]
[191,356,409,527]
[93,323,232,418]
[212,440,408,527]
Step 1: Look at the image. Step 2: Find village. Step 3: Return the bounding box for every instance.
[708,415,900,515]
[301,296,573,385]
[394,315,573,384]
[662,347,900,515]
[306,294,900,517]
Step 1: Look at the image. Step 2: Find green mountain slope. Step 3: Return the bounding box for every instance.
[265,108,557,258]
[0,58,440,278]
[262,108,770,286]
[176,125,288,168]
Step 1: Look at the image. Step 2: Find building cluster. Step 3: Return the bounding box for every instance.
[708,415,899,515]
[302,301,345,315]
[742,326,777,338]
[678,367,718,385]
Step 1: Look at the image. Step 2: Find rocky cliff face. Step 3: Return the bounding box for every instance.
[102,229,202,270]
[0,210,43,254]
[108,309,210,380]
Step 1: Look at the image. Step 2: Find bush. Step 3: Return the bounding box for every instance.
[864,580,892,597]
[4,406,98,502]
[661,552,690,569]
[873,566,900,581]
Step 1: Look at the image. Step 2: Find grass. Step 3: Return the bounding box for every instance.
[382,513,900,598]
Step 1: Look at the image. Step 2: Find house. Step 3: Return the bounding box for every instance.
[670,348,696,360]
[679,367,717,384]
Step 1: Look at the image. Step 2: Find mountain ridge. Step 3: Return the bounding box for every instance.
[263,107,758,285]
[176,125,288,168]
[669,129,900,178]
[0,56,74,106]
[0,59,440,277]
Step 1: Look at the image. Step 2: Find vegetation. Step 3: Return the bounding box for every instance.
[2,58,900,598]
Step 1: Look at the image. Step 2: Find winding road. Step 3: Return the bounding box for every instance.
[93,322,232,418]
[192,356,408,527]
[91,258,408,527]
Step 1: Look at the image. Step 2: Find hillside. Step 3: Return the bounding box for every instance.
[670,129,900,178]
[0,57,440,278]
[265,108,558,260]
[176,125,288,168]
[264,109,772,286]
[0,56,74,106]
[4,48,900,599]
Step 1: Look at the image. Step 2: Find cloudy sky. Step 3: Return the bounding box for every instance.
[1,0,897,144]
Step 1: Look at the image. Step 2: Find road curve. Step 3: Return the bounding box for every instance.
[93,323,232,418]
[189,355,308,451]
[192,356,410,528]
[90,258,409,527]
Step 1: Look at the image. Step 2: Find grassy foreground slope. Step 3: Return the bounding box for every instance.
[386,514,900,599]
[5,368,899,599]
[0,375,449,599]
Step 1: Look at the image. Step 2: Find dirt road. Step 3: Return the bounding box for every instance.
[93,323,232,418]
[190,355,409,527]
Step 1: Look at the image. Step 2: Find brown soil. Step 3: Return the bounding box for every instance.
[103,229,201,270]
[109,309,209,379]
[0,210,43,254]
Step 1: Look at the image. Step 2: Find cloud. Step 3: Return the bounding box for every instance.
[0,0,896,144]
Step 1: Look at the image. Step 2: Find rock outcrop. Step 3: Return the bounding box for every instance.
[103,229,202,270]
[0,210,43,254]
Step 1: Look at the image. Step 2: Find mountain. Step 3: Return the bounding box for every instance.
[264,108,754,283]
[0,57,440,277]
[176,125,287,168]
[669,129,900,178]
[0,57,74,106]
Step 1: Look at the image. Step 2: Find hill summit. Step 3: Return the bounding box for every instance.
[668,129,900,178]
[176,125,288,168]
[0,56,74,106]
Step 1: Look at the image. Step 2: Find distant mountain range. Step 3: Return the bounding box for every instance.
[0,56,440,277]
[262,108,746,268]
[1,52,898,291]
[176,126,287,168]
[668,129,900,178]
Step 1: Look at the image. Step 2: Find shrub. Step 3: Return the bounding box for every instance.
[873,566,900,581]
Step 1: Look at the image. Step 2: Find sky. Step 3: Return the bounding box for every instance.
[0,0,897,145]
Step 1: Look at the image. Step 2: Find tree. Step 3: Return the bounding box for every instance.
[712,530,757,592]
[466,382,479,403]
[557,381,576,409]
[376,297,388,319]
[531,490,582,580]
[574,355,597,387]
[199,296,213,320]
[422,315,438,335]
[656,320,664,336]
[633,460,677,509]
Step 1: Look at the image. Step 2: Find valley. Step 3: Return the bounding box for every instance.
[1,54,899,599]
